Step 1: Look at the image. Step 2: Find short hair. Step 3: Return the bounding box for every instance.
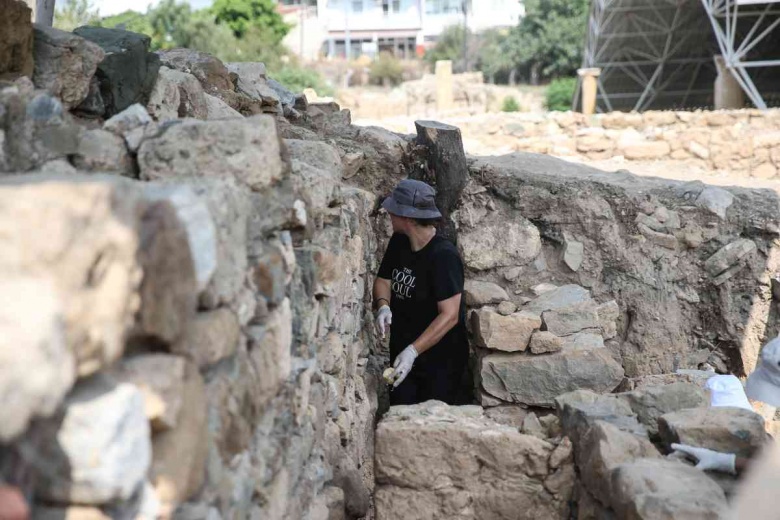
[412,217,440,227]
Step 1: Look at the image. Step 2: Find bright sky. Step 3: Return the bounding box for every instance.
[92,0,214,16]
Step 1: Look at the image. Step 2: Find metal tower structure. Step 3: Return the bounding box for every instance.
[701,0,780,110]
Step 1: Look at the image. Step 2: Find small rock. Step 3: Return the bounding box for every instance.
[532,283,558,296]
[522,412,547,439]
[484,405,529,429]
[529,331,563,354]
[704,239,757,277]
[497,301,517,316]
[73,128,134,175]
[471,308,541,352]
[539,414,562,438]
[563,238,584,272]
[104,103,152,135]
[504,266,522,281]
[464,280,510,307]
[596,300,619,340]
[549,437,573,469]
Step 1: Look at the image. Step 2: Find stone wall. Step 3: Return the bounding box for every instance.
[449,109,780,178]
[0,17,409,520]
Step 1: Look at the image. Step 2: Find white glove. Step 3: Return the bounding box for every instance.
[671,443,737,474]
[392,345,418,388]
[376,305,392,338]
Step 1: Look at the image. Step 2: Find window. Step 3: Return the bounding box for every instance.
[352,0,363,12]
[382,0,401,14]
[426,0,469,15]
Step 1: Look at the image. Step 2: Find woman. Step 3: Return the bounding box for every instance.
[372,179,468,405]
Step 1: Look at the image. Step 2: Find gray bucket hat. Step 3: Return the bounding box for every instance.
[382,179,442,219]
[747,336,780,408]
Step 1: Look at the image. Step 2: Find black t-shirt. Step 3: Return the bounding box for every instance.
[377,233,468,369]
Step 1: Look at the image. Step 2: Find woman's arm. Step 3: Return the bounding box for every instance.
[409,293,461,355]
[373,277,391,310]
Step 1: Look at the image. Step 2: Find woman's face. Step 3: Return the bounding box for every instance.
[389,213,405,234]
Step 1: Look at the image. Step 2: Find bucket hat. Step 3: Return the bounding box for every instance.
[746,336,780,408]
[382,179,442,219]
[706,374,753,411]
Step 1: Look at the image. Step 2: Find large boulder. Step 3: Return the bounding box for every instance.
[480,348,624,407]
[375,401,570,520]
[576,421,661,506]
[471,307,541,352]
[459,219,541,270]
[157,48,233,94]
[0,175,142,376]
[146,67,208,121]
[137,115,287,192]
[32,25,105,109]
[658,407,768,458]
[0,0,33,80]
[32,375,151,505]
[0,277,74,442]
[610,459,728,519]
[73,26,160,116]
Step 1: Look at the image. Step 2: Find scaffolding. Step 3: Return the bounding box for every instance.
[577,0,780,112]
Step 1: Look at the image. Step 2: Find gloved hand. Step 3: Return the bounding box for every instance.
[671,443,737,474]
[375,305,392,338]
[392,345,418,388]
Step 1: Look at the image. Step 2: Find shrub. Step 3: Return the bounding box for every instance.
[273,65,334,96]
[501,96,520,112]
[369,52,404,87]
[545,77,577,111]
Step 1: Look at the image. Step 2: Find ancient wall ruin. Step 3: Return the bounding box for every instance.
[3,6,780,520]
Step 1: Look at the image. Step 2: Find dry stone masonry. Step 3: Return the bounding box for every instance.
[2,8,780,520]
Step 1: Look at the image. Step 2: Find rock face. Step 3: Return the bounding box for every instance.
[459,219,541,270]
[137,116,286,191]
[480,348,624,407]
[33,375,151,505]
[0,0,33,80]
[611,459,728,519]
[73,26,160,116]
[658,407,768,457]
[375,401,571,520]
[471,308,541,352]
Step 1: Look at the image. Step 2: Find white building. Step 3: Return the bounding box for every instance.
[278,0,524,60]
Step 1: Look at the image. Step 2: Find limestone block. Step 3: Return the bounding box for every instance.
[73,128,134,175]
[555,390,645,441]
[247,299,292,406]
[34,375,151,505]
[622,140,671,160]
[754,130,780,148]
[481,349,624,407]
[522,412,547,439]
[704,238,756,277]
[752,162,777,179]
[610,459,728,520]
[459,219,541,270]
[471,307,541,352]
[658,406,768,458]
[0,175,142,376]
[618,383,708,437]
[596,300,619,340]
[484,405,529,429]
[525,285,591,314]
[73,26,160,117]
[0,0,33,81]
[560,332,605,351]
[151,359,209,509]
[541,300,600,336]
[286,139,342,208]
[32,25,105,109]
[529,331,563,354]
[563,237,584,271]
[0,277,74,442]
[138,115,286,192]
[464,280,510,307]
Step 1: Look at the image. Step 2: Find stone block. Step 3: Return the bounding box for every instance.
[138,115,286,192]
[563,237,584,271]
[157,48,232,93]
[112,354,187,433]
[596,300,619,340]
[150,359,209,509]
[205,93,243,119]
[610,459,728,520]
[146,67,207,121]
[471,308,541,352]
[704,239,756,277]
[464,280,510,307]
[104,103,153,136]
[481,348,624,407]
[529,331,564,354]
[525,284,592,314]
[658,406,768,458]
[73,128,134,174]
[32,25,105,109]
[577,421,661,506]
[542,300,600,336]
[622,140,671,160]
[752,162,777,179]
[73,26,160,116]
[34,374,151,505]
[618,383,708,437]
[0,0,33,81]
[459,219,541,270]
[556,390,644,441]
[0,175,142,376]
[0,277,74,442]
[286,139,342,208]
[484,405,529,429]
[247,299,292,406]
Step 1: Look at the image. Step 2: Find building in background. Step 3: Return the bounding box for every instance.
[277,0,524,60]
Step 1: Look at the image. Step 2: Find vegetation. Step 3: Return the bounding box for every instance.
[54,0,328,95]
[426,0,589,85]
[501,96,520,112]
[369,52,404,87]
[545,77,577,111]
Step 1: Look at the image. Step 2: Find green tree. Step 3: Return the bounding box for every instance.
[148,0,194,49]
[211,0,290,42]
[476,28,514,84]
[424,25,468,71]
[369,52,404,87]
[99,10,154,37]
[507,0,589,83]
[54,0,100,31]
[545,77,577,111]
